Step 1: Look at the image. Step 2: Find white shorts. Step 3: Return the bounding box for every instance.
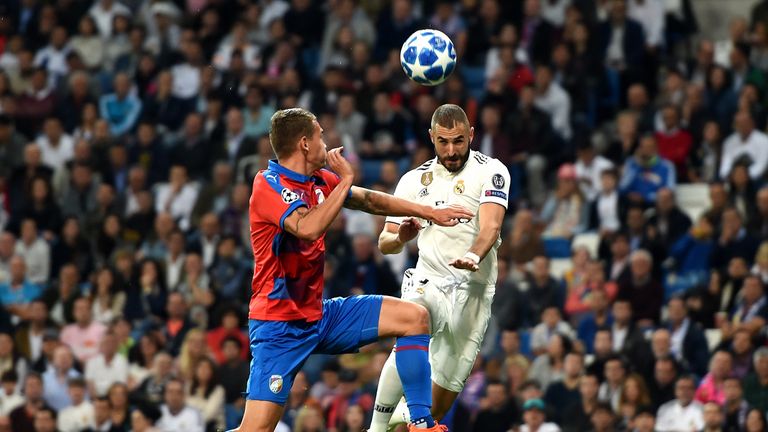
[400,269,494,392]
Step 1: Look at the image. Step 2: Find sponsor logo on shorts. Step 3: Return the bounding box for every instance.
[485,190,507,199]
[269,375,283,394]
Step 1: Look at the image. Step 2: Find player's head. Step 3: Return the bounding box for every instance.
[429,104,473,172]
[269,108,327,167]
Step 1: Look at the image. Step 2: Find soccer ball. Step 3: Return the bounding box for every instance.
[400,29,457,86]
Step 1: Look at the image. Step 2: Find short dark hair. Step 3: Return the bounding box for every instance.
[36,405,57,420]
[431,104,469,130]
[269,108,317,159]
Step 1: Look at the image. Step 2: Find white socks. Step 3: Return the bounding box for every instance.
[370,351,406,432]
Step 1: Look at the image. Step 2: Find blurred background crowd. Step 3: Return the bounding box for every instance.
[1,0,768,431]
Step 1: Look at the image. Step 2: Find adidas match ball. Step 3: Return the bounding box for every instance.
[400,29,457,86]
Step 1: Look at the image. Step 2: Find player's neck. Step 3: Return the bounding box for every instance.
[276,155,316,178]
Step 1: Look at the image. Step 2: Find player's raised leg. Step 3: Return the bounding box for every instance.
[376,296,444,431]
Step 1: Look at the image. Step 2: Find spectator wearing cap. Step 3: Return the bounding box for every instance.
[720,111,768,181]
[620,134,676,205]
[0,371,23,416]
[0,115,26,178]
[540,163,589,239]
[56,377,93,432]
[157,378,204,432]
[61,297,106,364]
[656,375,704,431]
[99,73,142,136]
[0,256,42,321]
[520,398,560,432]
[42,345,81,411]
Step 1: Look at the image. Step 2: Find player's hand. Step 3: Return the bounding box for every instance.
[429,204,474,227]
[449,256,479,272]
[398,218,422,243]
[327,147,354,182]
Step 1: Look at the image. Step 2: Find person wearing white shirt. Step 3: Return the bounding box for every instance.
[541,0,571,28]
[36,118,75,172]
[33,27,71,82]
[154,166,199,232]
[593,169,623,233]
[575,144,614,201]
[85,332,129,397]
[628,0,665,49]
[533,64,572,141]
[0,374,24,416]
[57,378,94,432]
[164,230,185,291]
[714,17,749,67]
[15,219,50,284]
[719,111,768,180]
[89,0,130,37]
[157,379,204,432]
[656,376,704,432]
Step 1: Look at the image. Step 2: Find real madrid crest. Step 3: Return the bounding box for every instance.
[421,172,433,186]
[454,179,465,195]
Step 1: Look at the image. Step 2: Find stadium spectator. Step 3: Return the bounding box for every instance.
[620,134,676,205]
[0,255,42,320]
[85,329,128,397]
[157,377,204,432]
[617,249,664,326]
[656,375,704,432]
[99,73,142,136]
[0,371,23,416]
[599,355,627,411]
[41,345,80,411]
[520,398,560,432]
[663,297,710,377]
[9,372,48,432]
[56,377,93,432]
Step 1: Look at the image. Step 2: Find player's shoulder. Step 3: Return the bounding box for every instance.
[469,151,509,174]
[401,159,436,182]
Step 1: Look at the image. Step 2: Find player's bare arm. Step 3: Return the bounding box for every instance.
[378,219,421,254]
[345,186,473,226]
[449,202,505,272]
[281,148,353,242]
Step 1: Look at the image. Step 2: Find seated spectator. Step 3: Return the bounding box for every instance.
[14,219,50,284]
[107,382,131,430]
[588,168,627,234]
[599,355,627,411]
[656,375,704,432]
[576,290,612,354]
[56,378,93,432]
[529,333,572,391]
[520,398,560,432]
[566,260,618,320]
[533,64,572,142]
[242,85,274,139]
[649,357,680,410]
[472,379,518,432]
[619,134,676,205]
[9,372,49,432]
[561,373,599,432]
[0,256,42,320]
[654,105,693,178]
[0,371,23,416]
[574,142,614,202]
[32,405,58,432]
[631,406,657,432]
[36,117,74,172]
[712,207,761,270]
[667,215,715,292]
[14,68,58,139]
[501,209,545,273]
[359,92,408,160]
[60,297,106,364]
[219,336,249,427]
[604,232,631,282]
[664,297,710,378]
[207,306,248,365]
[127,122,170,187]
[530,307,576,355]
[51,218,93,281]
[141,70,191,134]
[617,249,664,326]
[543,352,583,424]
[153,165,199,232]
[157,378,204,432]
[721,110,768,181]
[722,376,749,431]
[58,162,100,228]
[209,236,248,301]
[45,264,82,326]
[589,401,617,432]
[124,259,167,324]
[99,73,142,136]
[132,351,174,405]
[130,402,163,432]
[42,346,80,411]
[91,267,125,326]
[0,234,14,285]
[186,357,225,431]
[85,330,129,397]
[743,347,768,414]
[721,275,768,340]
[646,188,692,250]
[617,373,652,429]
[563,247,590,296]
[540,163,588,239]
[161,292,194,357]
[341,233,398,296]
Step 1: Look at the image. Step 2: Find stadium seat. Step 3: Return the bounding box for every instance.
[543,237,572,258]
[572,233,600,258]
[675,183,711,222]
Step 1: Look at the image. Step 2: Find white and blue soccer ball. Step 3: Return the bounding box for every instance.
[400,29,457,86]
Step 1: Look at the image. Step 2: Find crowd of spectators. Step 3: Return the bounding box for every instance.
[1,0,768,431]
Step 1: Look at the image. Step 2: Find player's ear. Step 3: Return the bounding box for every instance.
[469,126,474,143]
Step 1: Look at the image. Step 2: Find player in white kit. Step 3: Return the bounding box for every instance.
[368,104,509,431]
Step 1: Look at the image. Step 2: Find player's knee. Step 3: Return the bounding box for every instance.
[404,303,430,335]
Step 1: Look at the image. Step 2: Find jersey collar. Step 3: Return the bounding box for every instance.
[433,150,474,177]
[268,159,311,183]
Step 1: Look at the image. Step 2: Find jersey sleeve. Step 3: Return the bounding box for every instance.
[479,160,511,209]
[253,175,308,230]
[385,172,416,225]
[317,169,353,199]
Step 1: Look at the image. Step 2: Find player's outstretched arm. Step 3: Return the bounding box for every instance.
[449,202,505,272]
[345,186,474,225]
[282,148,353,242]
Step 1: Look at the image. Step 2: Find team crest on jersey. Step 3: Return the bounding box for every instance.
[269,375,283,394]
[492,174,505,189]
[315,189,325,204]
[281,188,300,204]
[454,180,465,195]
[421,172,433,186]
[418,187,429,198]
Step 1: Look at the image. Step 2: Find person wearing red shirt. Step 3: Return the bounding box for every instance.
[655,104,693,180]
[232,108,473,432]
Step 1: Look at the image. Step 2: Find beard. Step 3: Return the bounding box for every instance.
[438,148,470,173]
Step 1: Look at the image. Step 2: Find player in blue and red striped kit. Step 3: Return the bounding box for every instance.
[231,108,474,432]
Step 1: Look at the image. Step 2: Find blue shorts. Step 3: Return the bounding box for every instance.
[246,295,383,403]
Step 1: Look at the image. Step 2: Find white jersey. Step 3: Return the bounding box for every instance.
[386,151,510,286]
